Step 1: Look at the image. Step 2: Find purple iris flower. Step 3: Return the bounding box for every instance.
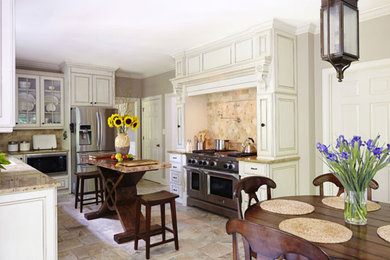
[327,153,338,162]
[336,135,345,148]
[387,144,390,152]
[350,136,362,148]
[365,139,374,152]
[339,152,350,161]
[373,147,384,159]
[317,143,329,154]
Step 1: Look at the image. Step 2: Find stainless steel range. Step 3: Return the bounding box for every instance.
[184,150,256,218]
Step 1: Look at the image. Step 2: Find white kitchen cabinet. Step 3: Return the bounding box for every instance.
[15,71,64,129]
[169,153,187,206]
[65,64,115,107]
[0,0,15,133]
[71,73,93,106]
[176,104,185,149]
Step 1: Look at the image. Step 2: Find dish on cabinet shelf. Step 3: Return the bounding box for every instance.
[19,81,31,89]
[18,93,36,112]
[48,86,55,90]
[45,103,56,112]
[44,95,59,105]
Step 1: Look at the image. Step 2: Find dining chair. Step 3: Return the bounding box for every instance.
[233,176,276,259]
[313,173,379,200]
[234,176,277,219]
[226,218,330,260]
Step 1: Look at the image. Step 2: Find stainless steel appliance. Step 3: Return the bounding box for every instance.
[214,139,229,151]
[241,137,257,154]
[184,150,256,218]
[70,107,117,193]
[26,152,67,177]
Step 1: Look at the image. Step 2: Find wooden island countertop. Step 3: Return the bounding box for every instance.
[86,158,171,173]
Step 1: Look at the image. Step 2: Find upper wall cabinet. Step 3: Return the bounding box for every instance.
[0,0,15,133]
[15,71,64,129]
[65,64,115,107]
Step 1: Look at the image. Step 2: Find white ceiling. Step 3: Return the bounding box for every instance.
[16,0,390,78]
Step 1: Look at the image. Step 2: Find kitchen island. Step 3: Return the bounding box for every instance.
[85,158,171,244]
[0,156,59,260]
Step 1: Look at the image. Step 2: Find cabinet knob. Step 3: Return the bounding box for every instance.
[261,123,266,127]
[90,102,93,104]
[42,122,45,125]
[94,102,97,104]
[15,122,18,125]
[178,125,181,128]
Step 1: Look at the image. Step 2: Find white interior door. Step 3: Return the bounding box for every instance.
[329,63,390,203]
[142,96,163,183]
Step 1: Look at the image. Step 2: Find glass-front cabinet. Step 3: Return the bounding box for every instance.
[15,71,64,128]
[16,74,40,127]
[41,77,64,127]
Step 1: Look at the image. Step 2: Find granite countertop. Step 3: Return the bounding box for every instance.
[0,157,60,195]
[6,149,69,155]
[87,158,171,174]
[237,156,300,164]
[167,150,186,155]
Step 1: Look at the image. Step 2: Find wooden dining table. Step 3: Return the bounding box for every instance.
[83,158,171,244]
[245,195,390,260]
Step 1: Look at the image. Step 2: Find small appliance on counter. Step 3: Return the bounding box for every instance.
[215,139,230,151]
[19,141,31,151]
[8,141,18,152]
[241,137,257,154]
[33,134,57,150]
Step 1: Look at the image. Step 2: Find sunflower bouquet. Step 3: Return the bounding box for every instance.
[107,114,140,133]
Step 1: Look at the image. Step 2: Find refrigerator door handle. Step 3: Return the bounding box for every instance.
[96,111,101,148]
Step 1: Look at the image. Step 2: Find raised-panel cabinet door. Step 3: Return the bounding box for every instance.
[40,76,64,127]
[15,74,40,128]
[71,73,92,106]
[93,75,112,107]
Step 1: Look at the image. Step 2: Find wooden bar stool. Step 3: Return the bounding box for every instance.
[74,171,104,213]
[134,190,179,259]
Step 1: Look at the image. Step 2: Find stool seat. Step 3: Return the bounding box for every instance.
[75,171,100,177]
[137,190,179,206]
[135,190,179,259]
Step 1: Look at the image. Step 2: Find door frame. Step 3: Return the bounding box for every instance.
[114,97,141,157]
[322,58,390,194]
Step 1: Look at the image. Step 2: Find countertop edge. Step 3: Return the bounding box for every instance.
[167,150,186,155]
[237,156,301,164]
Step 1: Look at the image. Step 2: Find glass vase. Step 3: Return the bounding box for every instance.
[344,189,367,225]
[115,133,130,155]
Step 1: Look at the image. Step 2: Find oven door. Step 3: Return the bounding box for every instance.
[203,169,238,209]
[184,166,205,200]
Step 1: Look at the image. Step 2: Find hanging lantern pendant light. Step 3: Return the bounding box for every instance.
[321,0,360,82]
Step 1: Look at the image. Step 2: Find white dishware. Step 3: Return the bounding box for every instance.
[45,103,56,112]
[18,93,36,112]
[48,86,55,90]
[8,141,18,152]
[20,141,30,151]
[19,81,31,89]
[44,95,59,105]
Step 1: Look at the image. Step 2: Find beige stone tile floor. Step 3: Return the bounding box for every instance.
[58,179,244,259]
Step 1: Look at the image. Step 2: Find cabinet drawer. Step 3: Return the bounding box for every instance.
[55,177,69,190]
[170,171,181,185]
[169,154,182,163]
[170,184,182,196]
[170,162,182,172]
[243,163,267,175]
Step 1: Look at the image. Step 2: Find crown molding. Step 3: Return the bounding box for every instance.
[16,59,62,72]
[115,70,144,79]
[360,3,390,22]
[295,23,318,35]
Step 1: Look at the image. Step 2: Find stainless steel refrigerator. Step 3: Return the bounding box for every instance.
[70,107,117,193]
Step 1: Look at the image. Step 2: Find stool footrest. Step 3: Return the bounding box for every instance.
[150,238,175,248]
[137,226,175,240]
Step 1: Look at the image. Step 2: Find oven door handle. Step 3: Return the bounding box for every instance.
[183,165,202,171]
[203,169,239,180]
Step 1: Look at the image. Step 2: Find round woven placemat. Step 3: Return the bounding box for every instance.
[322,196,381,212]
[377,225,390,243]
[260,199,315,215]
[279,217,353,244]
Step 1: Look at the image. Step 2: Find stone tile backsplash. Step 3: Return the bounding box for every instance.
[0,129,63,152]
[206,88,257,150]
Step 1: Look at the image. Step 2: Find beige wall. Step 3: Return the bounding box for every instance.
[313,14,390,178]
[115,76,143,98]
[142,70,175,97]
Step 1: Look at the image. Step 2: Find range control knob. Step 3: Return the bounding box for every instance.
[188,159,192,164]
[210,161,217,167]
[203,160,208,166]
[223,163,229,169]
[228,164,235,170]
[198,160,203,165]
